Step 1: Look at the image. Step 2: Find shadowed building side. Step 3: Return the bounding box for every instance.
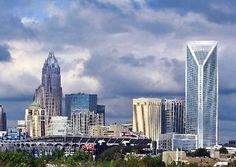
[0,105,6,131]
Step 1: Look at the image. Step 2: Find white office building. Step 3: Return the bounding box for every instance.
[159,133,197,151]
[186,41,218,148]
[46,116,70,136]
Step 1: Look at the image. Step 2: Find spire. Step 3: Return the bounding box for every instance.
[44,51,59,68]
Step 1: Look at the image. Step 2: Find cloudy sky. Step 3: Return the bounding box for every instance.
[0,0,236,142]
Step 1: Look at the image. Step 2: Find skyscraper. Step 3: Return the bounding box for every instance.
[161,99,185,134]
[34,52,62,117]
[133,98,162,141]
[65,93,97,118]
[0,105,6,131]
[186,41,218,148]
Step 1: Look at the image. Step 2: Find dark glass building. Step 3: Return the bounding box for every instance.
[161,99,185,134]
[97,105,105,126]
[65,93,105,125]
[0,105,7,131]
[34,52,62,117]
[65,93,97,117]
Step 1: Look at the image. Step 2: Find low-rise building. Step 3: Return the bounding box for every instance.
[89,125,109,137]
[2,128,26,140]
[0,131,6,138]
[162,151,187,164]
[159,133,197,151]
[89,123,133,137]
[17,120,26,133]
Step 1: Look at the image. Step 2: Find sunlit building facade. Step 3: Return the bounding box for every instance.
[133,98,162,141]
[46,116,70,136]
[186,41,218,148]
[25,102,48,138]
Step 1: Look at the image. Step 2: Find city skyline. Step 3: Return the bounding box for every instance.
[0,1,236,143]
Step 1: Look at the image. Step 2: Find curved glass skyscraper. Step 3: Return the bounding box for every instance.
[186,41,218,148]
[34,52,62,117]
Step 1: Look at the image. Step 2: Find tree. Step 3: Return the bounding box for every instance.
[98,146,124,161]
[0,150,37,167]
[229,160,236,167]
[193,148,210,157]
[219,147,228,154]
[140,155,164,167]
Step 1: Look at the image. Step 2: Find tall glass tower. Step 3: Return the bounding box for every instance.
[65,93,97,118]
[35,52,62,117]
[186,41,218,148]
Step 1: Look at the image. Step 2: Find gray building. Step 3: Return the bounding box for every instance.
[34,52,62,118]
[71,109,104,135]
[161,99,185,134]
[0,105,6,131]
[159,133,197,151]
[186,41,218,148]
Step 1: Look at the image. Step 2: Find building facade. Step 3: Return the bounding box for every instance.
[159,133,197,151]
[65,93,97,118]
[186,41,218,148]
[71,109,104,135]
[133,98,162,141]
[46,116,70,136]
[0,105,6,131]
[34,52,62,118]
[89,123,133,137]
[89,125,109,137]
[17,120,26,134]
[25,102,48,138]
[96,105,105,125]
[161,99,185,134]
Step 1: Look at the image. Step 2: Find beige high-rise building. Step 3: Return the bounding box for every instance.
[133,98,162,141]
[25,102,48,138]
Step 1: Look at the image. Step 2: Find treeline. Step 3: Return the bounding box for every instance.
[0,147,235,167]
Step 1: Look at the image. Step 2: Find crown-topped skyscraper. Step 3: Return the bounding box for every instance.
[34,52,62,117]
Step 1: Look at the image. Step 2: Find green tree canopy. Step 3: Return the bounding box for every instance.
[219,147,228,154]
